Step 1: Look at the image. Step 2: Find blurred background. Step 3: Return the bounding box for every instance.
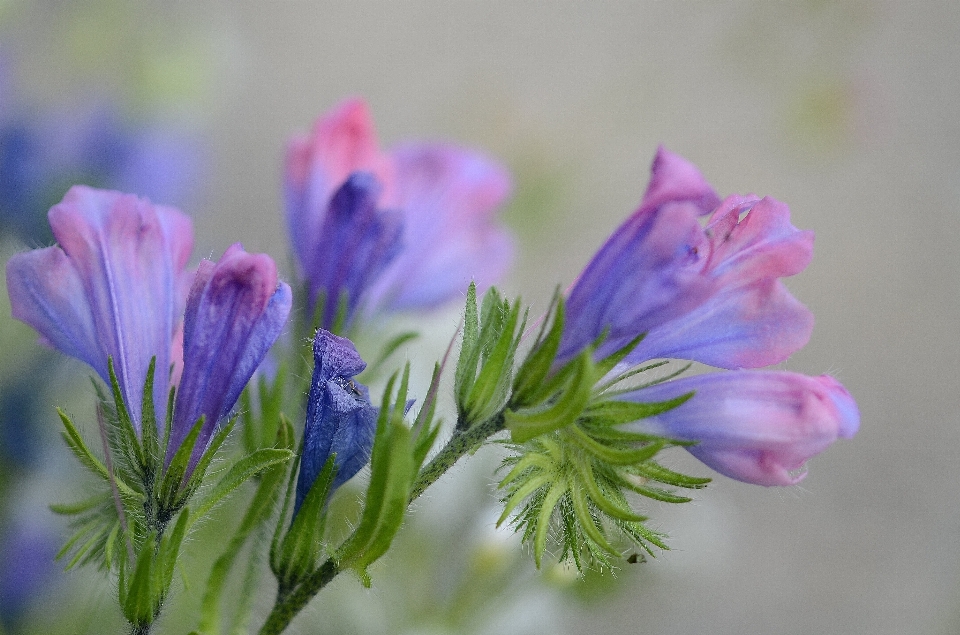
[1,1,958,634]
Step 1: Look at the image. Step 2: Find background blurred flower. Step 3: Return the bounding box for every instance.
[285,97,513,328]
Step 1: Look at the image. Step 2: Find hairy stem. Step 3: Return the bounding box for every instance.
[409,414,505,502]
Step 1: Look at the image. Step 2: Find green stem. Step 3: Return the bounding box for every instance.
[257,413,506,635]
[258,560,338,635]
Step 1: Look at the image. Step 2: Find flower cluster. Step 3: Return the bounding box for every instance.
[2,97,859,634]
[561,147,858,486]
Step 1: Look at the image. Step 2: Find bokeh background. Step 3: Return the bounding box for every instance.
[1,1,958,634]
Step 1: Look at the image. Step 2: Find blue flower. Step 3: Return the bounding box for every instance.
[295,328,378,513]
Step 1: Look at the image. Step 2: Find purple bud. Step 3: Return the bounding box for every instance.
[168,243,292,468]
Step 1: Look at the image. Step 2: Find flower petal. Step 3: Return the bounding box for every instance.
[304,172,404,328]
[624,371,859,486]
[285,98,394,280]
[364,143,514,311]
[627,196,815,368]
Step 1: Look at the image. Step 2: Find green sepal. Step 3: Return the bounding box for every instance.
[580,394,694,427]
[157,415,206,513]
[505,350,594,443]
[455,284,526,428]
[120,531,158,628]
[336,372,417,574]
[511,290,564,407]
[566,424,666,466]
[630,460,711,488]
[365,331,420,379]
[138,357,162,480]
[106,358,148,483]
[454,282,481,399]
[187,416,238,494]
[50,493,111,516]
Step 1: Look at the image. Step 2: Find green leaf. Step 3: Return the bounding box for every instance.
[336,378,416,572]
[122,533,157,627]
[273,454,336,591]
[50,493,111,516]
[201,424,291,634]
[191,448,293,523]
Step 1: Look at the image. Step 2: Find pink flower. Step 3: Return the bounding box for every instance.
[6,186,192,430]
[624,372,859,486]
[559,147,813,369]
[556,147,856,485]
[7,188,291,468]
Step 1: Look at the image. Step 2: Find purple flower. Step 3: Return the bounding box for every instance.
[560,147,814,368]
[622,372,859,486]
[295,328,378,513]
[284,97,513,327]
[168,243,292,468]
[557,147,856,485]
[6,186,193,431]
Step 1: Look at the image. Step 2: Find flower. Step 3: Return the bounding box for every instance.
[6,187,291,466]
[295,328,378,513]
[557,147,856,485]
[621,372,859,486]
[168,243,292,468]
[559,147,814,369]
[284,97,513,328]
[6,185,193,431]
